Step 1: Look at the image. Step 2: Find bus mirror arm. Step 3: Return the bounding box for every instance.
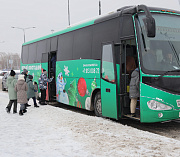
[137,5,156,38]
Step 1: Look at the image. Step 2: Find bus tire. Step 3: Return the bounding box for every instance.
[94,91,102,117]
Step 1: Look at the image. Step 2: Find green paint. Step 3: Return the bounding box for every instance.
[101,79,117,119]
[56,59,100,110]
[20,61,42,84]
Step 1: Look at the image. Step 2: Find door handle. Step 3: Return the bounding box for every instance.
[106,88,110,92]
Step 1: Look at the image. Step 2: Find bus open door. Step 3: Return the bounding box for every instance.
[100,43,119,119]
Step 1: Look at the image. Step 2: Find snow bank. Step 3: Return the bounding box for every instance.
[0,91,179,157]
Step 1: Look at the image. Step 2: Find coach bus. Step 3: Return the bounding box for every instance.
[20,5,180,123]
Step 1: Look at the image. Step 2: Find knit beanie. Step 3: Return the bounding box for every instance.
[10,70,16,76]
[28,75,33,80]
[23,69,28,73]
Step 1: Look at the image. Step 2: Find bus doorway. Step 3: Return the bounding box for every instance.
[49,52,56,102]
[120,39,140,120]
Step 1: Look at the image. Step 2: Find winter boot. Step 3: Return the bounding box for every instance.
[26,104,31,107]
[23,109,27,113]
[19,110,23,116]
[34,104,39,108]
[6,107,10,113]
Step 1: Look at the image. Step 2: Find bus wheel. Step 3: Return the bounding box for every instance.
[94,92,102,117]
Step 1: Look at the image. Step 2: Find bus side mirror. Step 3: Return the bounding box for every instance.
[143,17,156,37]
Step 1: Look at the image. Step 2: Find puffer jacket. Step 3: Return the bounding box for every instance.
[129,68,140,98]
[15,80,28,104]
[27,79,35,99]
[7,76,17,100]
[39,73,52,90]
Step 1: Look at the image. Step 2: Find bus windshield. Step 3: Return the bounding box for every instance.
[138,13,180,74]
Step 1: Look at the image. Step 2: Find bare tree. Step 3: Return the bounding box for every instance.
[0,52,20,70]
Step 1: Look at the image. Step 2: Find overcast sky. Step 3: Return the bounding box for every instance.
[0,0,179,55]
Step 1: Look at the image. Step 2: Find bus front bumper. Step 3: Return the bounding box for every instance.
[141,109,180,123]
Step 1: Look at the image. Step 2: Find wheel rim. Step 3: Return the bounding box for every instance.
[96,99,102,115]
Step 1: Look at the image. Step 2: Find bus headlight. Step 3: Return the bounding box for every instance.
[147,100,172,110]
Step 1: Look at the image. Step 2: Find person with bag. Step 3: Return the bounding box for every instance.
[15,74,28,116]
[38,69,53,105]
[27,75,39,108]
[5,70,17,114]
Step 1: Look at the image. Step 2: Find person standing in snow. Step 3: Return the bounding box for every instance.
[15,74,28,116]
[21,68,31,108]
[27,75,39,108]
[21,68,28,82]
[38,69,53,105]
[5,70,17,114]
[34,81,39,100]
[129,68,140,117]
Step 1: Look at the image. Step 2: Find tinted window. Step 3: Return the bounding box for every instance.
[73,27,93,59]
[51,36,58,52]
[57,32,74,61]
[46,39,51,53]
[41,53,48,63]
[120,16,134,38]
[37,40,47,63]
[92,18,119,59]
[102,44,115,82]
[22,45,29,64]
[28,43,37,64]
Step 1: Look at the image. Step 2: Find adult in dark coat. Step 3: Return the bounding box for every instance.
[5,70,17,114]
[22,68,28,81]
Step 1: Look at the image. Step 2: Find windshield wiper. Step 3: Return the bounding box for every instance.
[154,69,180,81]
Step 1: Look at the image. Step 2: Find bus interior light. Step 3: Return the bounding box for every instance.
[147,100,172,110]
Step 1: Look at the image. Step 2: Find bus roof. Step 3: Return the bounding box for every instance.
[23,19,96,46]
[23,5,180,46]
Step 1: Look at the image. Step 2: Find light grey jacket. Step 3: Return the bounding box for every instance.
[129,68,140,98]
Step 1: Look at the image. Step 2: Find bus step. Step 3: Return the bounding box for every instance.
[124,114,140,120]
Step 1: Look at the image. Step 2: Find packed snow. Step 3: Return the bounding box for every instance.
[0,90,180,157]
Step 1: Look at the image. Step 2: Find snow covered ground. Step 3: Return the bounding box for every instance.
[0,90,180,157]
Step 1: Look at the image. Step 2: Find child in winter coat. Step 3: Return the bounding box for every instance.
[27,75,39,107]
[129,68,140,117]
[5,70,17,114]
[15,74,28,116]
[34,82,39,100]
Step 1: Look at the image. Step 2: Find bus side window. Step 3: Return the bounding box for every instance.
[102,44,115,82]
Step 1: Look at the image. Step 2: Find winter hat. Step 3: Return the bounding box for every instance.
[18,74,25,81]
[28,75,33,80]
[10,70,16,76]
[23,69,28,73]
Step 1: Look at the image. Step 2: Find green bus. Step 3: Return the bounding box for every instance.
[21,5,180,123]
